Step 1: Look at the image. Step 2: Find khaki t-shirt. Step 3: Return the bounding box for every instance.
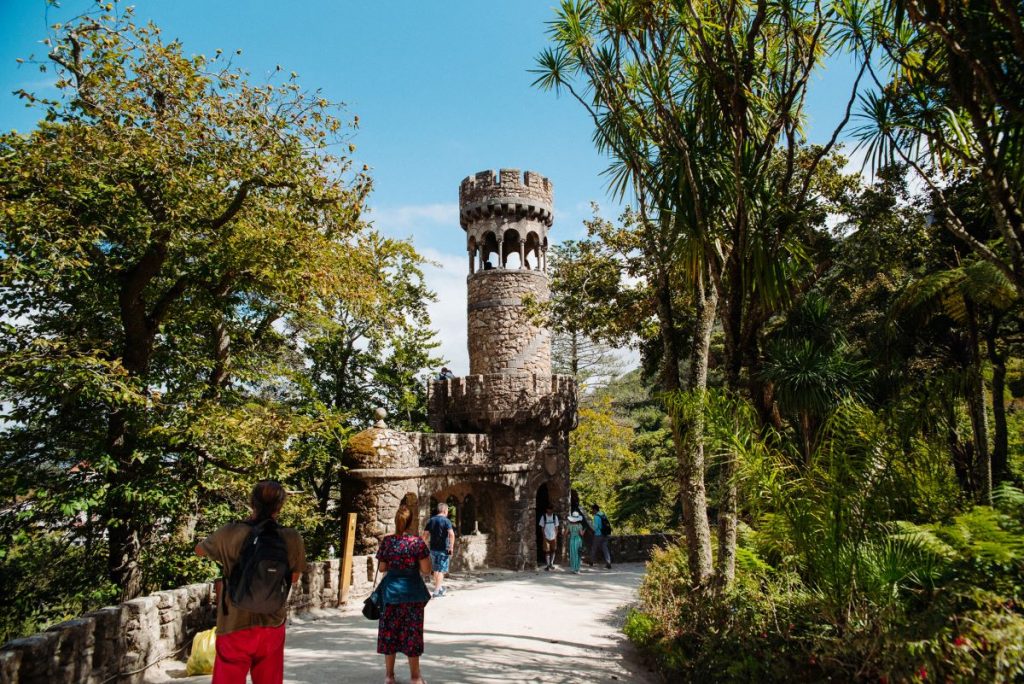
[199,521,306,635]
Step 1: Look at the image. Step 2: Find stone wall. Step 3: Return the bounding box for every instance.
[417,432,490,467]
[467,269,551,376]
[0,559,372,684]
[607,534,679,563]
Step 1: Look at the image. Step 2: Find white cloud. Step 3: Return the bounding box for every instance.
[366,203,458,237]
[417,246,470,375]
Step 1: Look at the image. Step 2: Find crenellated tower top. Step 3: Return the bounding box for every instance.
[459,169,553,230]
[459,169,553,275]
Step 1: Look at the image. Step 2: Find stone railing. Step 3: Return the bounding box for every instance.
[0,557,377,684]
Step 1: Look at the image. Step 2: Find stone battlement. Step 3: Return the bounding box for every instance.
[459,169,553,229]
[427,373,576,435]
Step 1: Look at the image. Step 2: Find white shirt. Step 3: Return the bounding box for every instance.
[539,513,560,541]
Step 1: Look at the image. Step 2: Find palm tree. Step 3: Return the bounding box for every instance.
[893,260,1019,500]
[534,0,863,587]
[762,296,868,464]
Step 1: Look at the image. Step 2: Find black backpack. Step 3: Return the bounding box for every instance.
[225,519,292,614]
[598,512,613,536]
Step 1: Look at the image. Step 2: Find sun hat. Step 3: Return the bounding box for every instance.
[567,511,583,522]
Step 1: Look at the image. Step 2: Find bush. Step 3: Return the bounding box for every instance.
[627,528,1024,683]
[0,530,117,644]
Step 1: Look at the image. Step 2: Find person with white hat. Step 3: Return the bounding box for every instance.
[564,509,586,574]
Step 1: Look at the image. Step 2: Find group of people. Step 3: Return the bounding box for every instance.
[538,502,613,573]
[193,480,612,684]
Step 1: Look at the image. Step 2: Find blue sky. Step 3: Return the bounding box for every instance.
[0,1,861,372]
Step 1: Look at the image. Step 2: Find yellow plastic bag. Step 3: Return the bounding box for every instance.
[185,627,217,675]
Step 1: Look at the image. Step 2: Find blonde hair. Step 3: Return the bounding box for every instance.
[394,504,415,536]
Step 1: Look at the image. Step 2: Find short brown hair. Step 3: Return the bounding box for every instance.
[395,504,415,535]
[251,480,287,520]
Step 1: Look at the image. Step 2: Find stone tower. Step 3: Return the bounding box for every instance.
[460,169,553,376]
[341,169,576,571]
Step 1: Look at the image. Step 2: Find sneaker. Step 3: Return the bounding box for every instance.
[605,563,612,569]
[544,565,551,571]
[437,587,447,597]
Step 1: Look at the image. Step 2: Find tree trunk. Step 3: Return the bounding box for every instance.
[965,303,992,503]
[659,267,714,586]
[106,243,168,600]
[800,411,814,465]
[715,260,744,587]
[985,318,1008,484]
[106,409,146,600]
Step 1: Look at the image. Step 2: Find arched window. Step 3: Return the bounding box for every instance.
[481,232,499,269]
[501,229,522,269]
[525,232,541,270]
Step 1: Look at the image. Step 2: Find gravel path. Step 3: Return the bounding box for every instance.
[152,562,659,684]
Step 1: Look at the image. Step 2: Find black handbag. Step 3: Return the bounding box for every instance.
[362,566,381,620]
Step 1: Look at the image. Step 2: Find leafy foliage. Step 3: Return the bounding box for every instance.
[0,6,442,641]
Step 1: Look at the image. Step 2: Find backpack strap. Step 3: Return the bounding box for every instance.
[221,519,273,616]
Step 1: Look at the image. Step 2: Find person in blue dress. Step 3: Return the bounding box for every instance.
[565,510,585,574]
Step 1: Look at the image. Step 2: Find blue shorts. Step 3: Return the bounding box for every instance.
[430,550,450,573]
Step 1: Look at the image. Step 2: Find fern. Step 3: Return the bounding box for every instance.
[926,507,1024,566]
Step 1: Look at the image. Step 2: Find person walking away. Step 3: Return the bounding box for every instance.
[423,503,455,597]
[565,510,585,574]
[195,480,306,684]
[376,504,432,684]
[590,503,612,569]
[538,505,561,570]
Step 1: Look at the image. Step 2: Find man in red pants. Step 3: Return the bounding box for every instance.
[196,480,306,684]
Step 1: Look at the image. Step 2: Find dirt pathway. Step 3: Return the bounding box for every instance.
[154,562,658,684]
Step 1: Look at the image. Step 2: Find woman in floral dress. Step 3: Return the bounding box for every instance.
[376,504,432,684]
[565,510,585,574]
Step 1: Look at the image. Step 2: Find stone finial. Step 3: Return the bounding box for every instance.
[373,407,387,428]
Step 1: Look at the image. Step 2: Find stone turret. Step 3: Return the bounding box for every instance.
[460,169,553,377]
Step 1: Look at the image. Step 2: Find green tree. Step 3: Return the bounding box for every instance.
[0,8,370,600]
[546,242,626,393]
[535,0,860,585]
[570,395,643,522]
[854,0,1024,297]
